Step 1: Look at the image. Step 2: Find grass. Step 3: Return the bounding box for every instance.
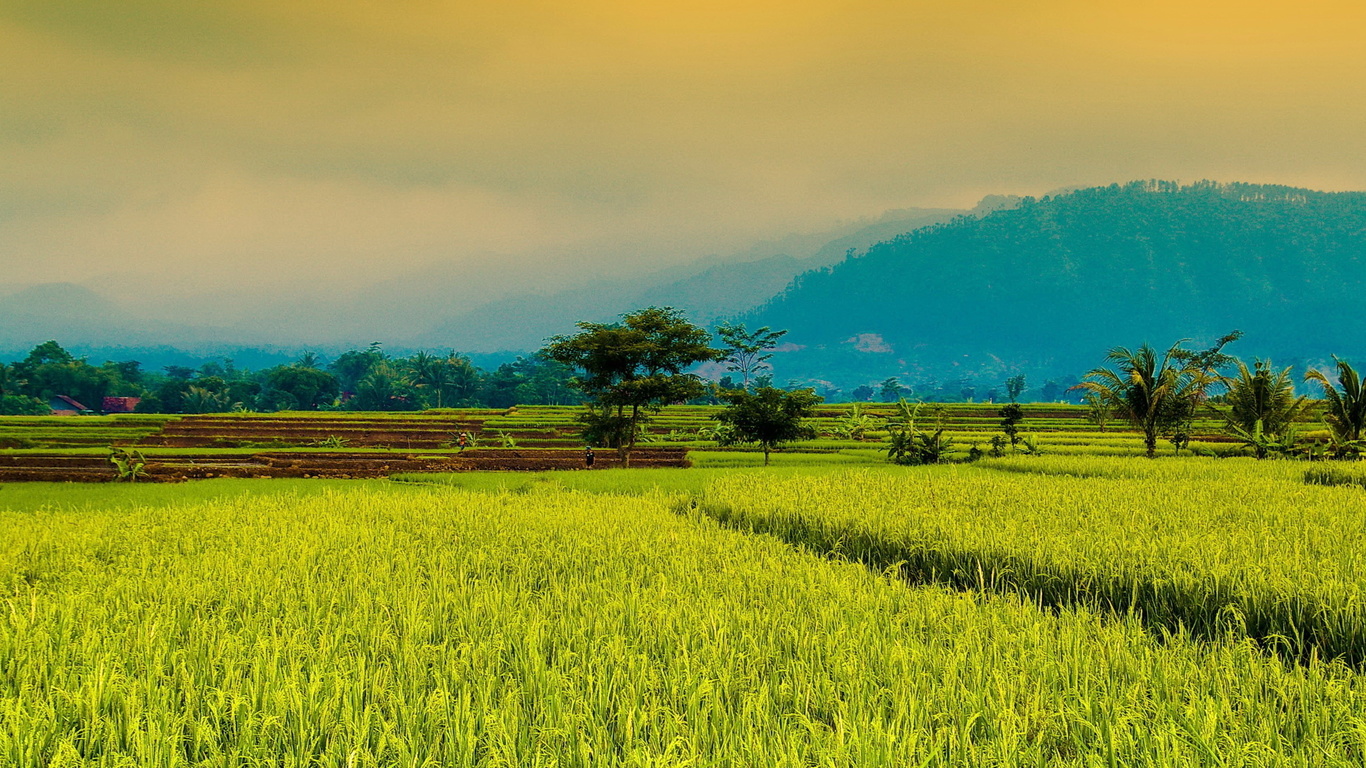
[6,480,1366,765]
[1304,464,1366,490]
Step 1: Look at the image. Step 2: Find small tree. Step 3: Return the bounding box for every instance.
[1220,359,1309,459]
[878,377,905,402]
[716,323,787,388]
[715,387,821,465]
[1082,392,1111,432]
[1073,332,1240,458]
[545,307,721,467]
[1005,374,1027,403]
[1304,358,1366,457]
[885,400,954,465]
[998,403,1024,446]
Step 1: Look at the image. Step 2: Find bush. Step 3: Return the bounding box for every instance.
[0,395,48,415]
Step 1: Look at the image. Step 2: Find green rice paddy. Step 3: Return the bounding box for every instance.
[4,405,1366,765]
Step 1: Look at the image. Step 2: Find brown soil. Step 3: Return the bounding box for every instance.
[0,448,690,483]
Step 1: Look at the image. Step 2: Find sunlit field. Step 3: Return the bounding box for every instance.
[6,456,1366,766]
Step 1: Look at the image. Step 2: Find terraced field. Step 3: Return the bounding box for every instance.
[0,401,1325,482]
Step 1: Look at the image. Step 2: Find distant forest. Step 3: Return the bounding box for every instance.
[0,338,1083,415]
[0,341,579,415]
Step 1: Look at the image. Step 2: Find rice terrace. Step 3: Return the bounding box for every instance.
[8,3,1366,765]
[10,345,1366,765]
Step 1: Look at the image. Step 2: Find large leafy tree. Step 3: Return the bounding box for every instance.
[7,340,128,410]
[1220,359,1309,458]
[1074,332,1240,458]
[715,323,787,388]
[266,365,340,411]
[1304,358,1366,453]
[545,307,721,466]
[715,386,821,465]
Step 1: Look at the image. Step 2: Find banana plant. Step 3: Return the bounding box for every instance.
[108,447,148,483]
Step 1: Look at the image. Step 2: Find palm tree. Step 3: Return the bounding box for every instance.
[408,351,445,408]
[1304,358,1366,454]
[1074,333,1239,458]
[1219,359,1309,458]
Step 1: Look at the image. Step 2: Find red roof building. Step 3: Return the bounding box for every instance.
[48,395,91,416]
[101,396,141,414]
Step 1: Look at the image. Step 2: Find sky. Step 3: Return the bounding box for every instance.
[3,0,1366,339]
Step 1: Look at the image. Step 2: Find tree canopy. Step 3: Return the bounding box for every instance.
[715,386,821,465]
[544,307,721,465]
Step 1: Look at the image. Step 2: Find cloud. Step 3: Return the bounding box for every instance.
[2,0,1366,342]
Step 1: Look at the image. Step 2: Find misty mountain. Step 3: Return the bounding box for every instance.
[421,206,971,351]
[746,181,1366,389]
[0,283,157,347]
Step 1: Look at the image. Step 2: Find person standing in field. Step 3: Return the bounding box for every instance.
[584,447,595,468]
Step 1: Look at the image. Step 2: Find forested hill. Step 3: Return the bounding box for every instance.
[747,181,1366,378]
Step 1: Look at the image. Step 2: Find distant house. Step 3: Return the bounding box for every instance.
[49,395,92,416]
[101,396,141,414]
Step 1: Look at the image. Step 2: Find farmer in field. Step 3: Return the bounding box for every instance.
[457,433,469,451]
[584,447,595,468]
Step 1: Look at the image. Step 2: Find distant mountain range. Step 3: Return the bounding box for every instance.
[745,181,1366,390]
[0,203,980,361]
[419,205,972,350]
[6,181,1366,395]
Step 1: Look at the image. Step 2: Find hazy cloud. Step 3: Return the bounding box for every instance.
[3,0,1366,338]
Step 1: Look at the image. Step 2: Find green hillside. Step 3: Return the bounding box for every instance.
[747,181,1366,386]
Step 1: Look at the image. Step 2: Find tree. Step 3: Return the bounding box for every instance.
[0,395,47,415]
[408,351,448,408]
[714,387,821,465]
[1219,359,1309,458]
[885,400,954,465]
[878,377,904,402]
[1304,358,1366,455]
[850,384,875,402]
[545,307,721,467]
[329,342,386,393]
[349,362,416,411]
[1005,374,1027,403]
[1073,332,1240,458]
[716,323,787,388]
[998,403,1024,446]
[266,365,340,411]
[1040,380,1062,402]
[1082,392,1112,432]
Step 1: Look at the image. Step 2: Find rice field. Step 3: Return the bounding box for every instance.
[4,455,1366,766]
[701,458,1366,665]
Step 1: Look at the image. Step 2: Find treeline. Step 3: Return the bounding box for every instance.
[0,341,578,414]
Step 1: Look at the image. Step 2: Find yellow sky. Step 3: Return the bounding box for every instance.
[3,0,1365,325]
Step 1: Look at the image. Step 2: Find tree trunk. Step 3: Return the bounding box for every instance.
[763,444,771,466]
[1144,429,1158,459]
[622,404,639,468]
